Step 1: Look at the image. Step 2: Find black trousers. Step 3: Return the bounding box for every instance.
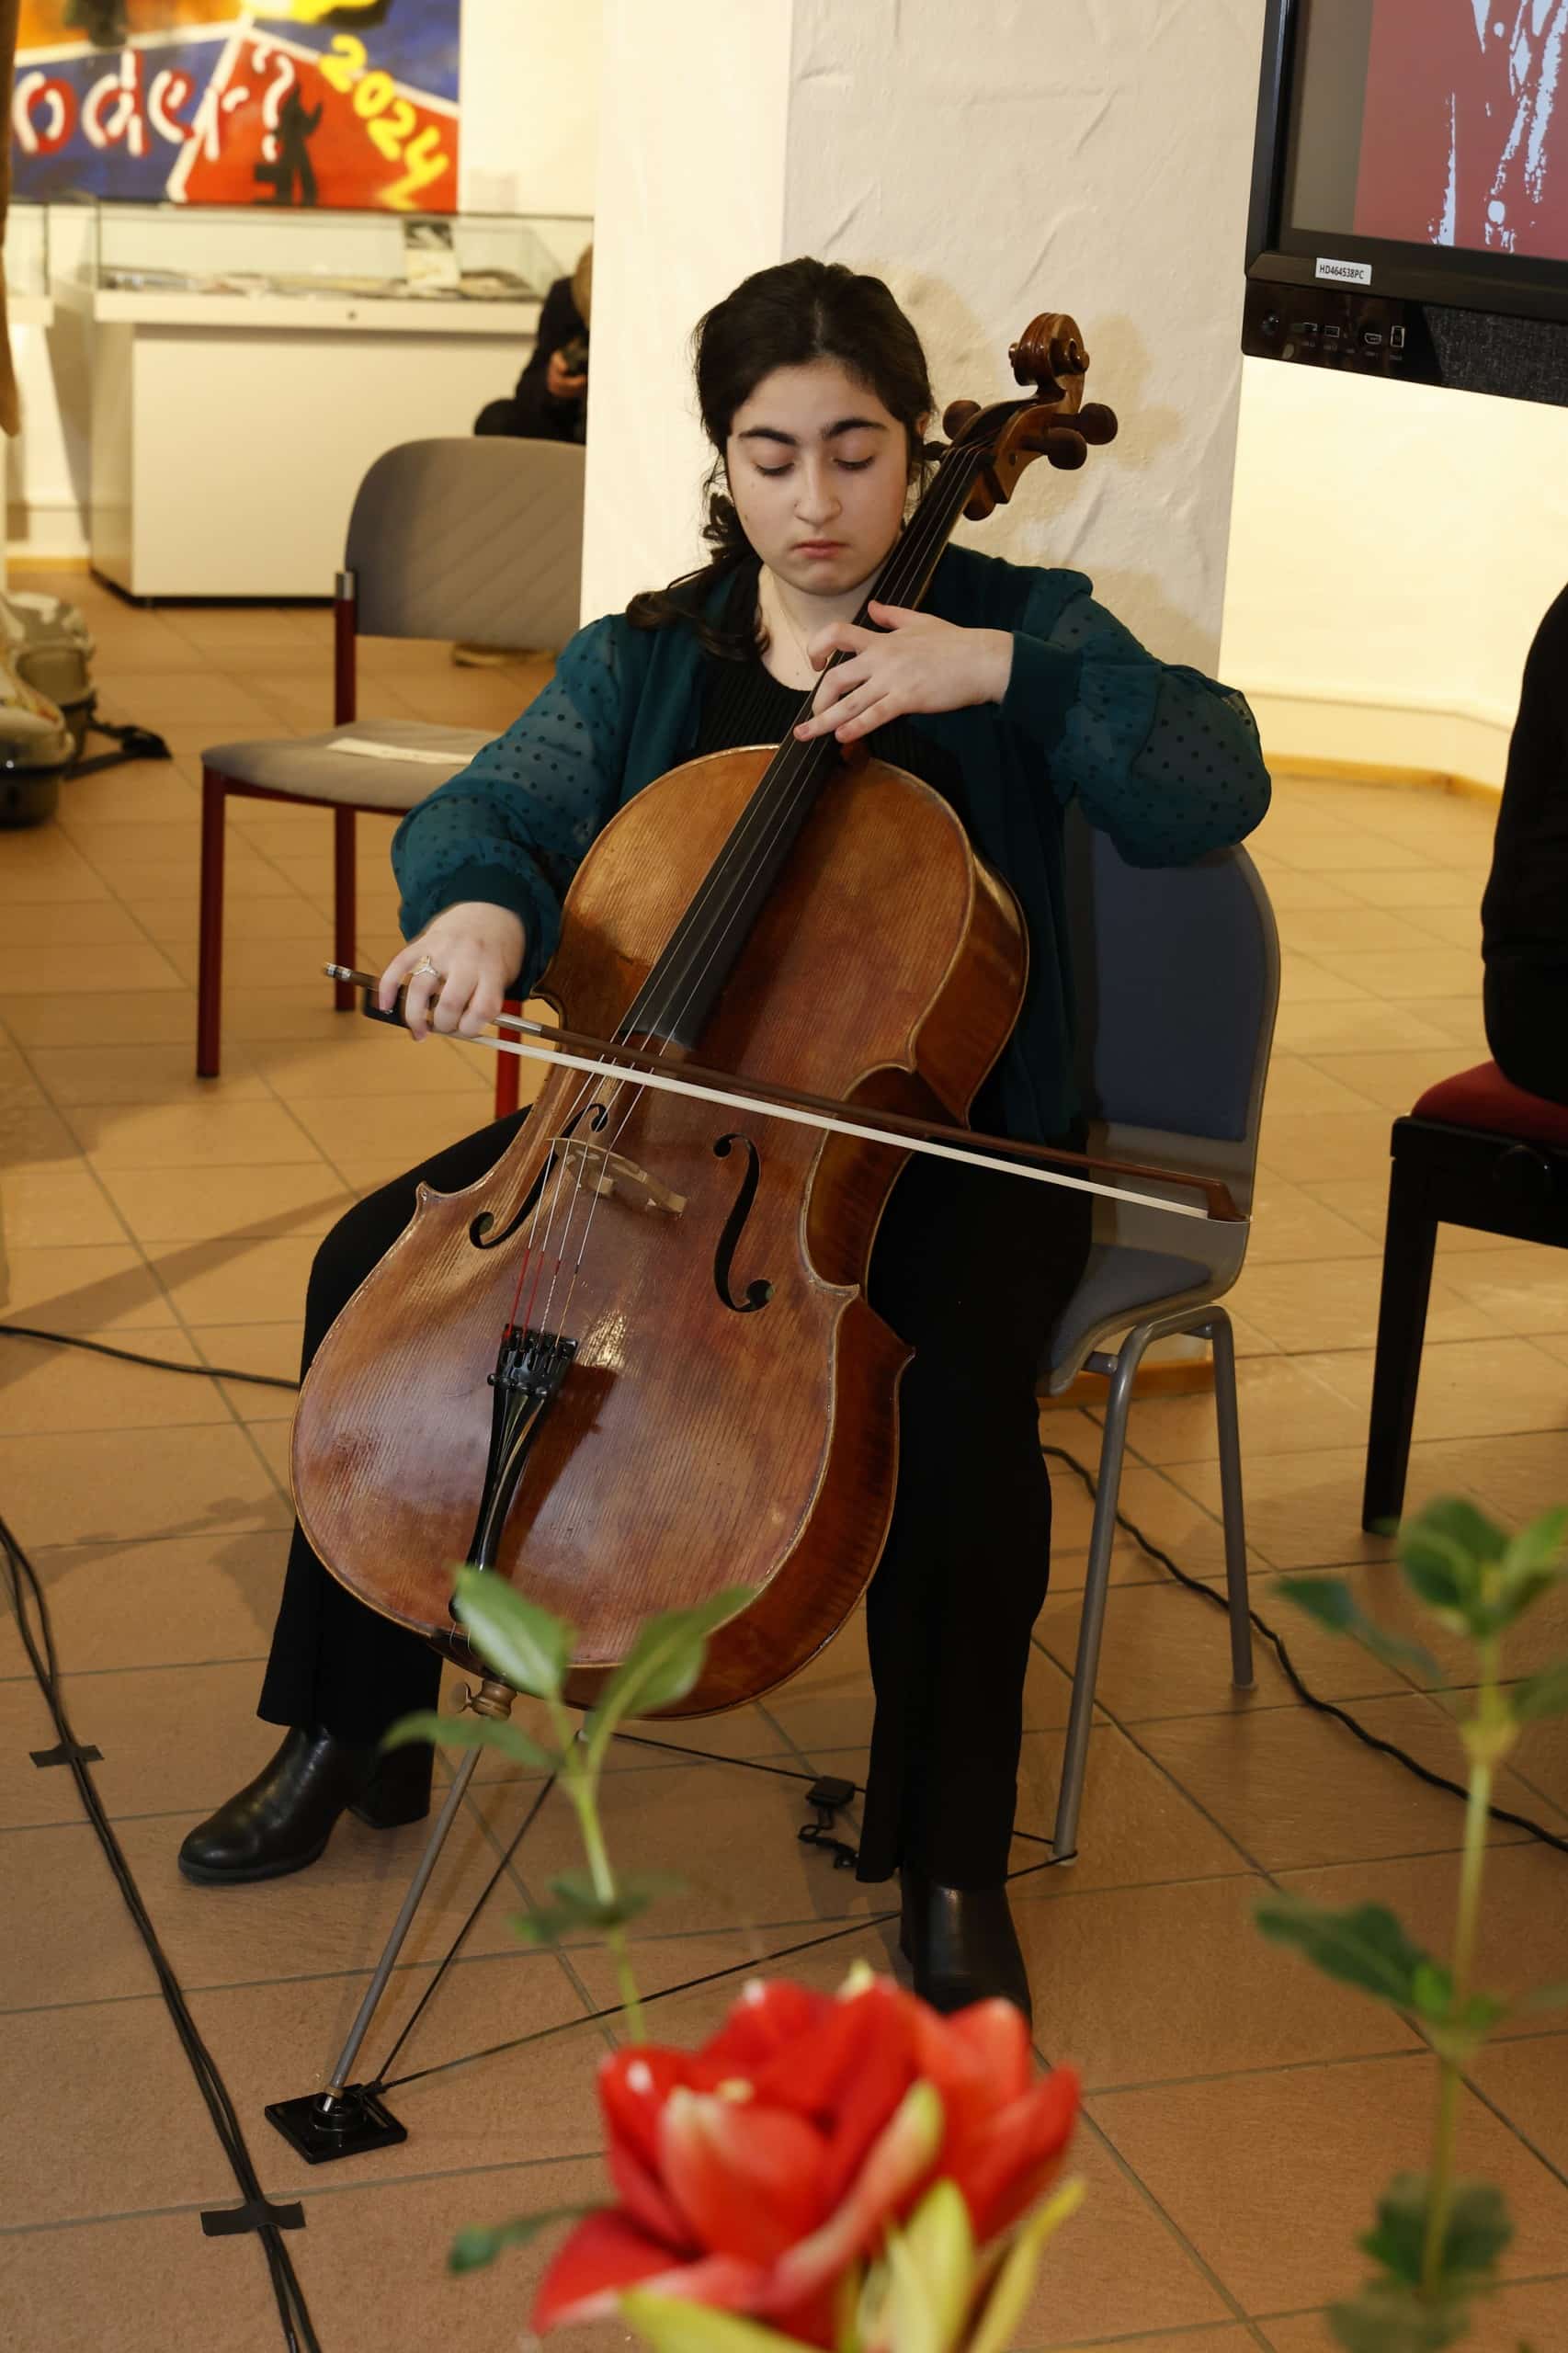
[1484,959,1568,1109]
[258,1114,1090,1888]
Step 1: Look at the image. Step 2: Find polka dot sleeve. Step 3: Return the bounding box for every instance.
[1028,583,1272,866]
[390,616,632,984]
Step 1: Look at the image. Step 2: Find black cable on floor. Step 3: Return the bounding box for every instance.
[1040,1443,1568,1859]
[24,1317,1562,1845]
[12,1321,1565,1847]
[0,1323,299,1391]
[7,1321,1563,2112]
[1,1509,322,2353]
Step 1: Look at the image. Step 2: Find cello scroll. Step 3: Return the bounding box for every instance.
[945,310,1120,522]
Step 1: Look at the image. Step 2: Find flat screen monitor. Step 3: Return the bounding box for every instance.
[1246,1,1568,403]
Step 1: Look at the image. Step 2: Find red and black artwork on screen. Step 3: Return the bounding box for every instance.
[1353,0,1568,263]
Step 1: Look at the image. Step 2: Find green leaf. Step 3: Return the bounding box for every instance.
[381,1707,555,1775]
[1456,1990,1509,2034]
[1497,1507,1568,1614]
[1328,2283,1471,2353]
[1256,1895,1439,2011]
[1518,1979,1568,2015]
[1358,2174,1512,2295]
[1397,1497,1505,1629]
[620,2293,812,2353]
[886,2178,975,2353]
[1509,1662,1568,1722]
[964,2179,1085,2353]
[452,1563,573,1699]
[1410,1961,1458,2025]
[1440,2181,1514,2281]
[1358,2173,1429,2287]
[1279,1575,1443,1684]
[447,2203,592,2274]
[509,1869,677,1946]
[1406,1497,1509,1569]
[586,1586,754,1753]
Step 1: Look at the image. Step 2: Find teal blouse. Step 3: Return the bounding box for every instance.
[391,544,1271,1142]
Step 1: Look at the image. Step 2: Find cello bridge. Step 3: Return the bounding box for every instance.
[560,1136,687,1216]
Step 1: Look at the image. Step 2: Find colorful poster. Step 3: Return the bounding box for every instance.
[11,3,461,210]
[1353,0,1568,264]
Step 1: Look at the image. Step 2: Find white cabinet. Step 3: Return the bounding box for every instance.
[67,205,586,599]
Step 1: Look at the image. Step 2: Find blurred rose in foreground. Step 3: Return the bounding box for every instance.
[532,1969,1080,2349]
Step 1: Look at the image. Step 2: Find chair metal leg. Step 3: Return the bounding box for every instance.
[1206,1309,1255,1688]
[197,768,226,1078]
[1363,1153,1437,1530]
[1051,1332,1146,1863]
[333,806,356,1013]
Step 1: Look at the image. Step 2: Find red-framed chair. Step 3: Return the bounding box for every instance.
[197,436,585,1117]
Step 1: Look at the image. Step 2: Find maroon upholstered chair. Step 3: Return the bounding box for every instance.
[1363,1060,1568,1528]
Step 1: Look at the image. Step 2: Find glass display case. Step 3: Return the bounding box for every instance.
[72,202,586,323]
[77,203,590,597]
[6,204,52,324]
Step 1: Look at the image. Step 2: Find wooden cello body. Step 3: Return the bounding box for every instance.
[291,314,1119,1718]
[292,746,1026,1713]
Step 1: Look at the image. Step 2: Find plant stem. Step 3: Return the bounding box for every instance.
[547,1699,647,2043]
[569,1770,647,2042]
[1422,1644,1499,2298]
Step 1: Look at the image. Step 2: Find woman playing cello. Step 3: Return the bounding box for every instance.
[181,258,1270,2016]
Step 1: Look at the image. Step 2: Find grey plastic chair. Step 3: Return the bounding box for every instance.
[197,437,585,1078]
[1041,818,1279,1860]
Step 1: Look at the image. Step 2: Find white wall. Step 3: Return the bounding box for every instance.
[782,0,1259,673]
[459,0,601,219]
[5,0,603,560]
[1221,356,1568,787]
[584,0,1261,668]
[580,0,796,620]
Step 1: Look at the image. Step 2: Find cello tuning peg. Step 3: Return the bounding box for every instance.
[941,397,983,438]
[1074,403,1119,446]
[1042,427,1088,471]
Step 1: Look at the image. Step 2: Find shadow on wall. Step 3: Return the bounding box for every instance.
[872,267,1211,666]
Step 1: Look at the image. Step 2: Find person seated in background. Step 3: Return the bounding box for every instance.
[1482,584,1568,1106]
[474,244,592,445]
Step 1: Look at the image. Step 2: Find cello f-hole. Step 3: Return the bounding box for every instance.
[470,1099,608,1251]
[711,1132,773,1313]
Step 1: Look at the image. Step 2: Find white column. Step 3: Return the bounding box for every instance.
[583,0,1262,667]
[581,0,796,620]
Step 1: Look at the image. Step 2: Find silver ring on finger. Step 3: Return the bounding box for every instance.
[413,954,442,980]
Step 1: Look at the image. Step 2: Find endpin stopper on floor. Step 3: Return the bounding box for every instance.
[264,2081,408,2165]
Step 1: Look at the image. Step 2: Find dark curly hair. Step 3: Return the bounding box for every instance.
[627,257,935,661]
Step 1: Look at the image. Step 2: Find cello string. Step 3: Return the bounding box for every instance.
[617,441,982,1053]
[538,446,988,1331]
[507,415,999,1340]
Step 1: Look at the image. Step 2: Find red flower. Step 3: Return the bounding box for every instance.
[532,1973,1079,2345]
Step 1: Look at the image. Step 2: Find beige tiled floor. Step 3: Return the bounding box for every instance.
[3,569,1568,2349]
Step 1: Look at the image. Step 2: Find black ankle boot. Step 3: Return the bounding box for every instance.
[900,1869,1033,2024]
[177,1727,432,1886]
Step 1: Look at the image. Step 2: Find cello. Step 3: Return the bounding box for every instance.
[291,316,1199,1721]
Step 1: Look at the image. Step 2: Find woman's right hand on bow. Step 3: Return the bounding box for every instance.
[379,903,527,1041]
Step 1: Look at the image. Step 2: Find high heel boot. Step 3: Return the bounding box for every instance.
[177,1726,432,1886]
[900,1867,1033,2024]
